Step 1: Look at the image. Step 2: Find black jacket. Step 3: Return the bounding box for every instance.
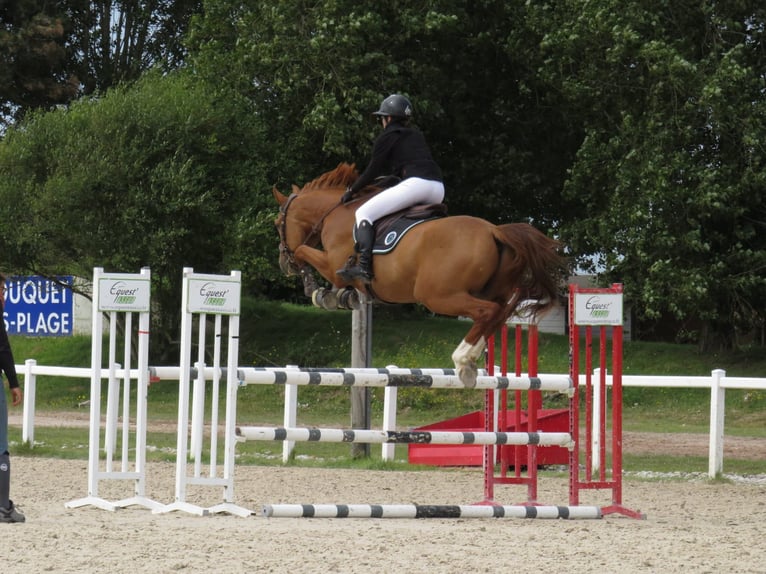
[350,120,442,194]
[0,302,19,389]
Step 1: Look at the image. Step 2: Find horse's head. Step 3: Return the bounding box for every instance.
[272,184,307,276]
[272,163,360,277]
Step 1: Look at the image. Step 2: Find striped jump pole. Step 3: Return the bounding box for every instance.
[239,367,572,393]
[262,503,602,519]
[66,268,161,512]
[236,426,574,447]
[569,283,645,519]
[155,269,251,517]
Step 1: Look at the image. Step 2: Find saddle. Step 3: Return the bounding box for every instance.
[353,203,448,254]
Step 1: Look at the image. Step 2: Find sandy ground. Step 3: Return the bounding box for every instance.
[5,414,766,573]
[1,453,764,574]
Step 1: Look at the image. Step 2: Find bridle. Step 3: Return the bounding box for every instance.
[277,191,344,273]
[276,192,302,271]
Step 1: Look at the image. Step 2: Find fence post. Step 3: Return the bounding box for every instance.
[708,369,726,478]
[22,359,37,446]
[350,298,372,458]
[381,385,398,461]
[282,365,299,463]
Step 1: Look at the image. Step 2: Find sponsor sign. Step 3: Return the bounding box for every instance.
[98,276,151,312]
[573,292,623,326]
[187,277,241,315]
[4,276,74,336]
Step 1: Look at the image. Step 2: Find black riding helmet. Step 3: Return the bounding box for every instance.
[372,94,413,120]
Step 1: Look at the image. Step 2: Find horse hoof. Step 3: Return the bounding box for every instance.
[337,287,360,310]
[457,363,478,388]
[311,288,338,310]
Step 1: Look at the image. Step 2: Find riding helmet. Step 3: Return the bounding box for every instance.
[373,94,413,119]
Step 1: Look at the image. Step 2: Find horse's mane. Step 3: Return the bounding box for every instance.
[302,162,358,191]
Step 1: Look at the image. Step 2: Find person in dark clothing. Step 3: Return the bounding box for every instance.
[336,94,444,283]
[0,274,24,523]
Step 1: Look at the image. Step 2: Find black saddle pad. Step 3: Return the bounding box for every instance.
[361,204,447,254]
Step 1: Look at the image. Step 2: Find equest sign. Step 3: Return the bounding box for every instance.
[187,277,241,315]
[98,275,151,313]
[573,292,623,326]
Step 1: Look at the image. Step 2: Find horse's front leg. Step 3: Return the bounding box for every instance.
[298,267,318,297]
[294,245,347,289]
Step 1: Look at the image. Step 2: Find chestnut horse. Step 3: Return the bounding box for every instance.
[272,163,565,386]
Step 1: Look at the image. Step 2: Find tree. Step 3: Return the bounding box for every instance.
[529,1,766,348]
[187,0,575,228]
[5,0,763,350]
[1,1,202,130]
[64,0,203,94]
[0,71,281,360]
[0,1,78,126]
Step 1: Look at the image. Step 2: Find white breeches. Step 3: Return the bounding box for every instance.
[355,177,445,226]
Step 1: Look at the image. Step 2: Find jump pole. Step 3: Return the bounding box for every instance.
[66,267,160,512]
[568,283,645,519]
[155,268,251,517]
[238,367,571,391]
[242,369,583,518]
[263,503,601,519]
[236,426,573,447]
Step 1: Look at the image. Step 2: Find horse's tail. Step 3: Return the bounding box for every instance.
[490,223,567,324]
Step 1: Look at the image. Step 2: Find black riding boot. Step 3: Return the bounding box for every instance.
[336,220,375,284]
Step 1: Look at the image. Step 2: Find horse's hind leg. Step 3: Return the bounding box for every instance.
[451,284,526,385]
[424,294,502,388]
[451,337,487,388]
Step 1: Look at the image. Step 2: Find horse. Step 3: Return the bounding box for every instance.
[272,162,566,387]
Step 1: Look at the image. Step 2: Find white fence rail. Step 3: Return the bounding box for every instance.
[14,360,766,478]
[604,369,765,477]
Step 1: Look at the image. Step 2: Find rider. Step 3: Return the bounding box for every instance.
[336,94,444,284]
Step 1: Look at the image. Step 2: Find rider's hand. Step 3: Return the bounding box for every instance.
[341,187,354,204]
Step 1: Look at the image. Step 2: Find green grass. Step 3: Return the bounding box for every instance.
[621,453,765,476]
[7,298,766,475]
[10,423,763,477]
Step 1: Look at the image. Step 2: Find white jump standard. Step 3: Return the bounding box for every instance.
[66,268,161,512]
[155,268,251,517]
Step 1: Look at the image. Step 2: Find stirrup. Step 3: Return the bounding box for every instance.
[337,265,372,284]
[336,255,358,282]
[338,260,373,283]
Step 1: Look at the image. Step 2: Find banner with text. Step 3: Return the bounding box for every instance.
[4,276,74,336]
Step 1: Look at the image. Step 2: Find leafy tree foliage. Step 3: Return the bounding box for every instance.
[528,1,766,348]
[0,1,78,126]
[187,0,575,226]
[2,0,765,351]
[64,0,203,93]
[0,71,280,359]
[1,0,202,129]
